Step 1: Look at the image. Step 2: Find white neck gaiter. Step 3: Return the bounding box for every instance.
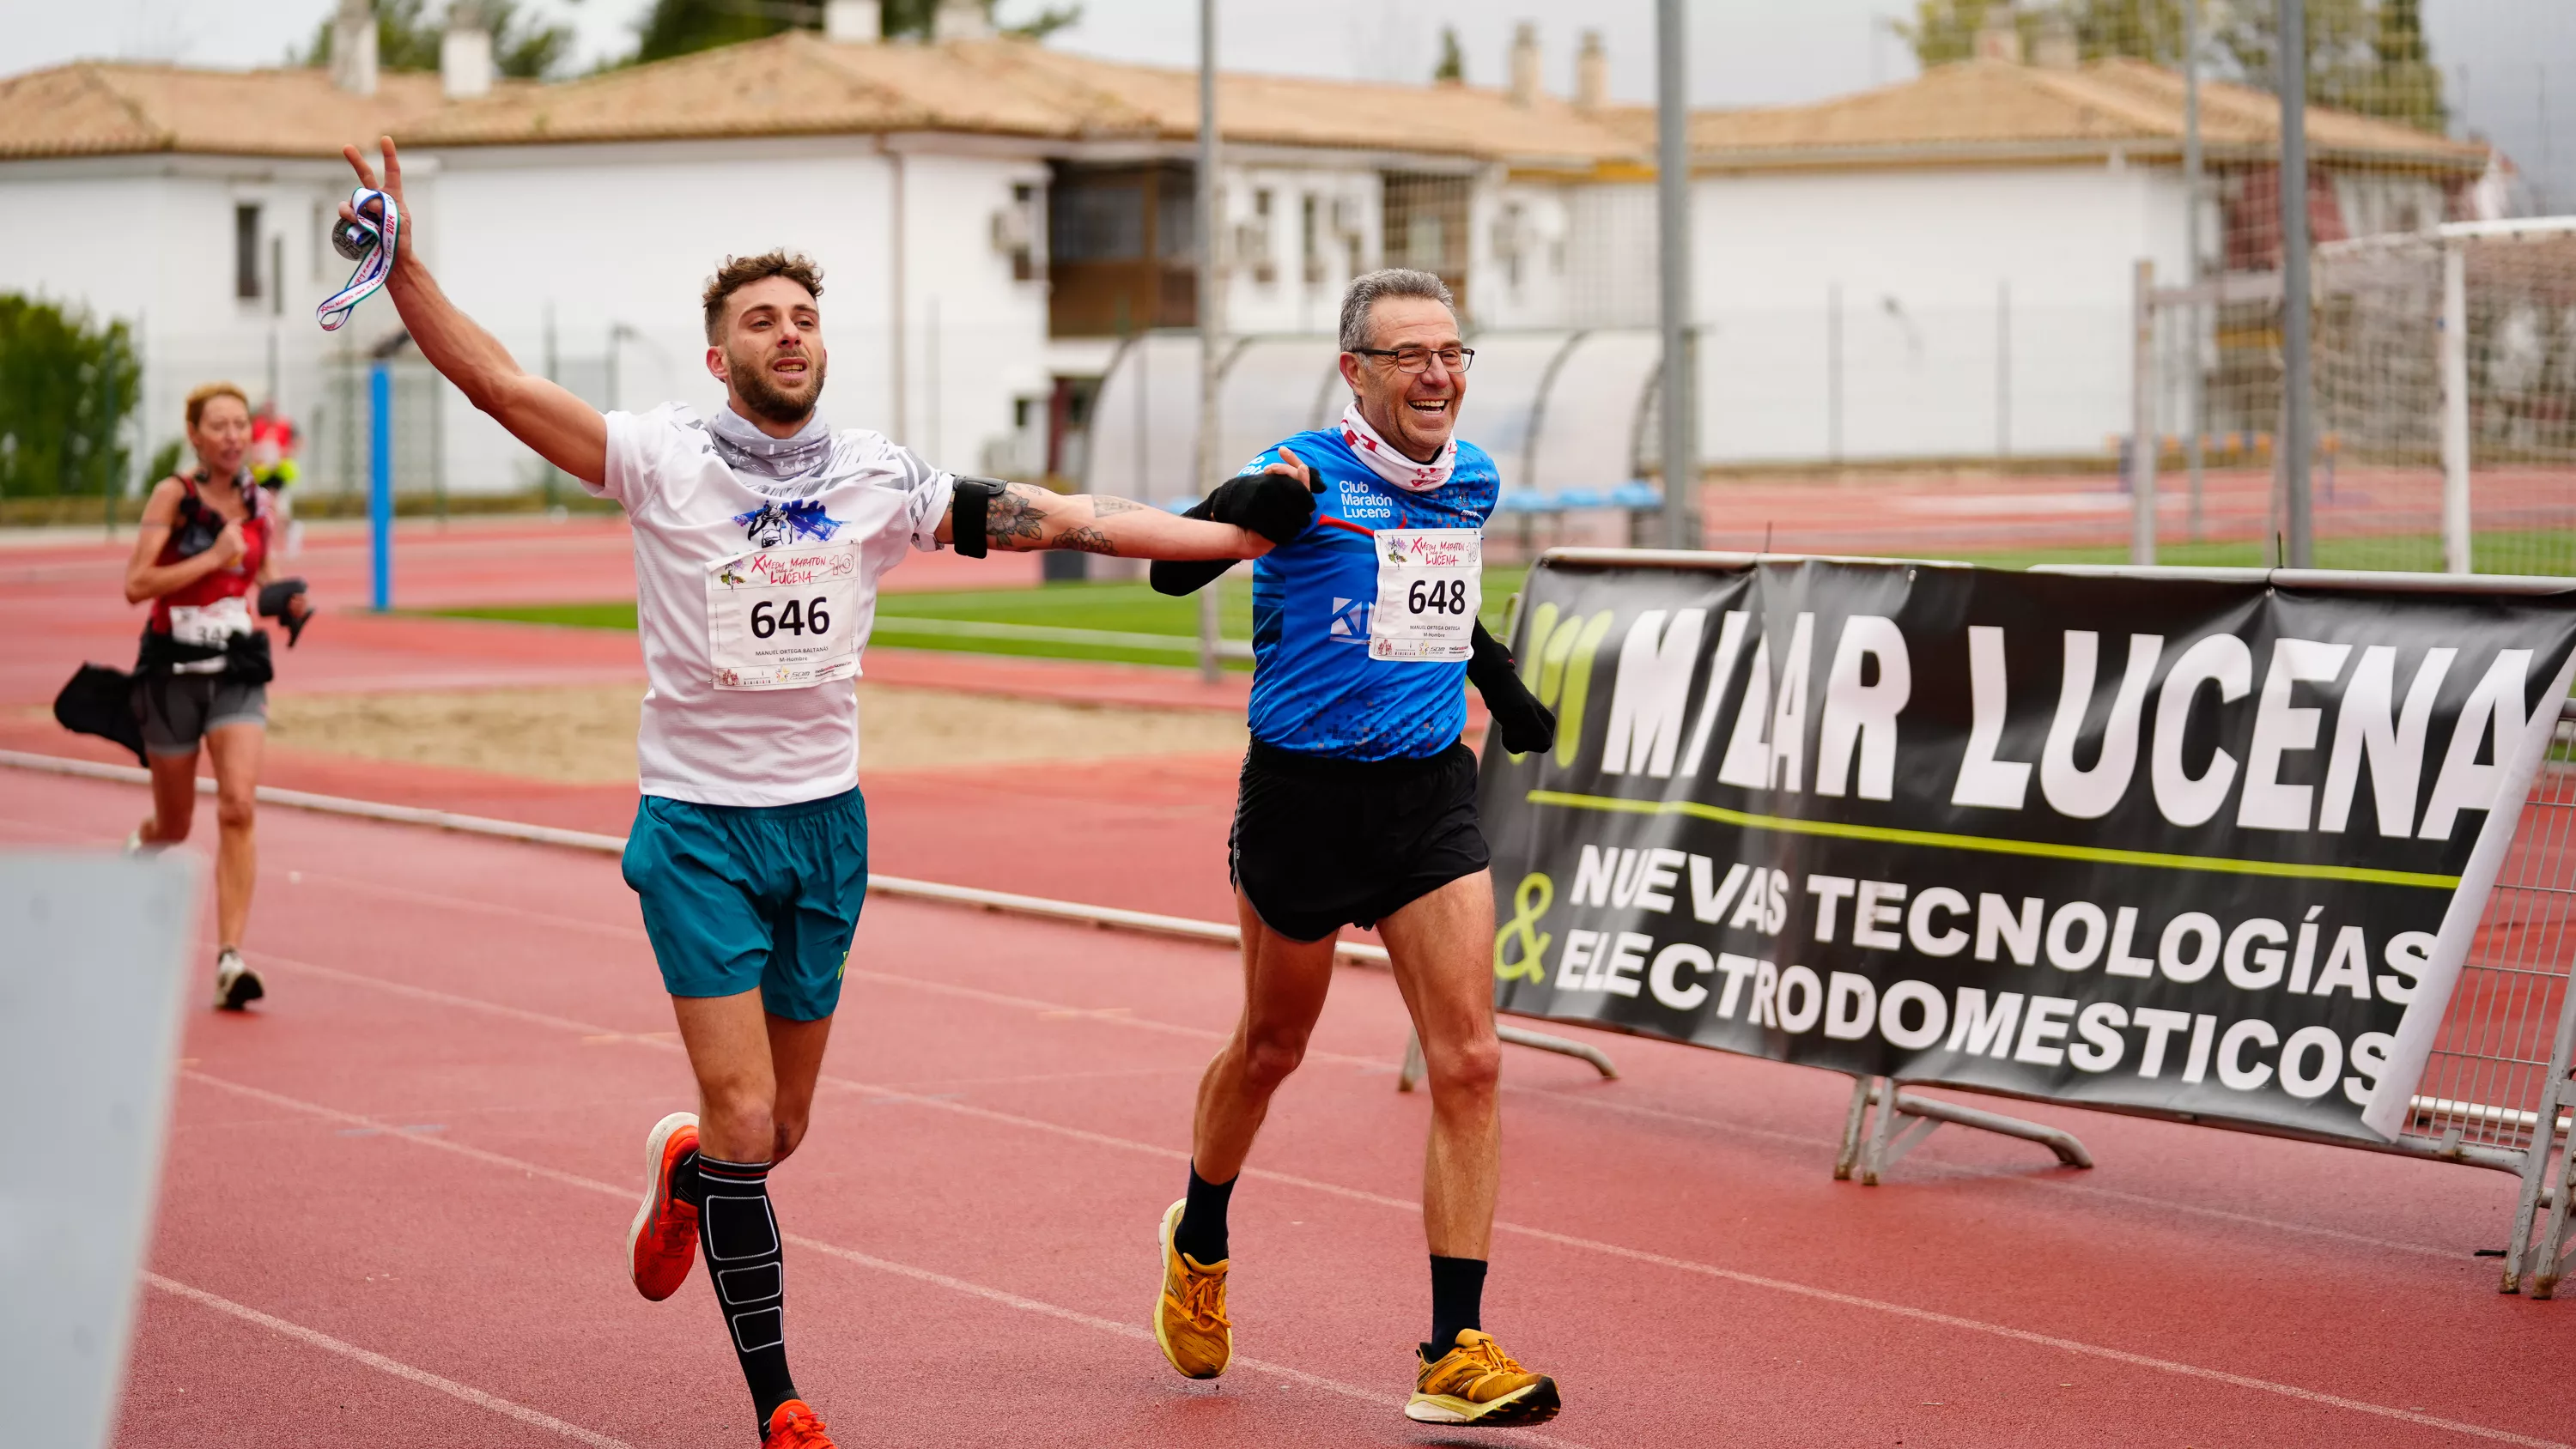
[703,405,848,494]
[1339,402,1455,493]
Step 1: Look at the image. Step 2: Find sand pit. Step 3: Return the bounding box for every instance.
[259,682,1246,783]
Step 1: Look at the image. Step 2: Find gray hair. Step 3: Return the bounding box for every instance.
[1337,269,1456,353]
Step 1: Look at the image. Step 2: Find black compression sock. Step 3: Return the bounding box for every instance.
[671,1149,704,1209]
[1173,1163,1236,1264]
[1428,1255,1488,1355]
[695,1156,799,1434]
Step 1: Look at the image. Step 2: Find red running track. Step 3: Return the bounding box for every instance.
[8,769,2572,1448]
[0,517,1042,707]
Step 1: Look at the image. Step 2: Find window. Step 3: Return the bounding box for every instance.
[234,203,262,301]
[1302,194,1324,286]
[1245,188,1276,285]
[1050,181,1144,263]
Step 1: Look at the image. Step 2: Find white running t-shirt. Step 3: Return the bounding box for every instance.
[593,403,955,807]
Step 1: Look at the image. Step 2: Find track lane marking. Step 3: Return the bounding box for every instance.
[174,1070,1594,1449]
[255,905,2488,1265]
[236,955,2566,1446]
[144,1273,636,1448]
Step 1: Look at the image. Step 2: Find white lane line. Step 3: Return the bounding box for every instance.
[173,1070,1594,1449]
[144,1273,636,1448]
[258,887,2482,1265]
[239,955,2566,1446]
[1510,1084,2472,1262]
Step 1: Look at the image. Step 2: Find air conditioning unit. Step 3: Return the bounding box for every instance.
[990,184,1043,282]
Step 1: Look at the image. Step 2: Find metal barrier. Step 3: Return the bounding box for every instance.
[2422,706,2576,1294]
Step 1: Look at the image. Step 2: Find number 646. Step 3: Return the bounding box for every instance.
[750,596,831,639]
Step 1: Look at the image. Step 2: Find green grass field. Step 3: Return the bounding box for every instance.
[436,567,1532,670]
[435,531,2576,670]
[1947,530,2576,575]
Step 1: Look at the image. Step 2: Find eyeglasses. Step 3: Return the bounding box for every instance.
[1350,346,1475,375]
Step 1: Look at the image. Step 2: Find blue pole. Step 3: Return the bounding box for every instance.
[369,361,392,612]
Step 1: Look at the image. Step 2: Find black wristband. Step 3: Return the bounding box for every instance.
[951,476,1006,559]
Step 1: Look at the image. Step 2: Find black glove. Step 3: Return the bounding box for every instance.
[1469,620,1557,756]
[258,578,311,646]
[1207,467,1320,546]
[1148,470,1320,597]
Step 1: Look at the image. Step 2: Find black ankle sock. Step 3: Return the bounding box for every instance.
[694,1155,798,1433]
[671,1149,704,1209]
[1172,1163,1235,1264]
[1428,1255,1487,1355]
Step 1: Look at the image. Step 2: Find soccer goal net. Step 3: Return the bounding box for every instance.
[2304,218,2576,573]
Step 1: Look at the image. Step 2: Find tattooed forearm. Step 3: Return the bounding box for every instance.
[1056,525,1120,555]
[1091,495,1145,517]
[985,482,1048,547]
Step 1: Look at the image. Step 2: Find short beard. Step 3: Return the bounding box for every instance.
[727,348,825,427]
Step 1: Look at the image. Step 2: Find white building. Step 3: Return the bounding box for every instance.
[0,18,2491,499]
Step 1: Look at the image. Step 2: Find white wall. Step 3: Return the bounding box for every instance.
[1468,174,1573,330]
[1218,161,1379,337]
[0,155,363,490]
[423,136,1044,494]
[1558,161,2190,464]
[1694,161,2189,464]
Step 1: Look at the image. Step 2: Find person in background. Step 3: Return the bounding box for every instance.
[248,404,302,557]
[123,381,313,1009]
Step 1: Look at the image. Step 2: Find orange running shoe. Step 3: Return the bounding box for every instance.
[762,1399,837,1448]
[1151,1198,1232,1379]
[625,1112,700,1301]
[1406,1329,1561,1426]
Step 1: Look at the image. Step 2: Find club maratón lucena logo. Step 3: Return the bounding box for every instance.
[1479,560,2576,1143]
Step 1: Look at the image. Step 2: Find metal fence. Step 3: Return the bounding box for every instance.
[2424,701,2576,1293]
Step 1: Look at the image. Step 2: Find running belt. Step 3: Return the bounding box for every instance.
[316,187,400,332]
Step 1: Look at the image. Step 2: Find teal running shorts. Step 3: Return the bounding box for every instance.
[620,785,869,1021]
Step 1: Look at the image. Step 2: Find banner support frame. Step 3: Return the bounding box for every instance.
[1841,1076,2095,1186]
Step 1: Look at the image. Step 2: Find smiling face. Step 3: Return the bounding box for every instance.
[187,393,253,478]
[1340,294,1465,464]
[705,275,828,432]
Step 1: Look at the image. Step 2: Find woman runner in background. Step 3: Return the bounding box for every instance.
[123,381,313,1009]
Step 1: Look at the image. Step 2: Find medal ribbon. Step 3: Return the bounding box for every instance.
[315,187,401,332]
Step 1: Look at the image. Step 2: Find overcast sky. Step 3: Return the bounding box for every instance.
[10,1,2568,202]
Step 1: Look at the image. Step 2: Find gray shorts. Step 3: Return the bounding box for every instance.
[139,674,269,755]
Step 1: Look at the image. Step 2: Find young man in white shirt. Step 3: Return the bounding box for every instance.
[337,138,1308,1449]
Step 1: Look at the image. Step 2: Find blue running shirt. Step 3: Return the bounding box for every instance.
[1242,426,1500,760]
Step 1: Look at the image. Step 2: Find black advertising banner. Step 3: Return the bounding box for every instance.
[1481,558,2576,1146]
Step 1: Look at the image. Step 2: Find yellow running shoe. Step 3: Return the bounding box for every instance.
[1151,1199,1231,1379]
[1406,1329,1561,1426]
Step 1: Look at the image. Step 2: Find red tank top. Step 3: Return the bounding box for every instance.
[149,473,270,634]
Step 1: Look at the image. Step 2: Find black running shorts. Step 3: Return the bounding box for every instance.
[1229,739,1492,944]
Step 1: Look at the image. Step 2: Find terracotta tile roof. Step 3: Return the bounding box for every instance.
[0,62,463,161]
[1617,58,2487,173]
[399,31,1646,167]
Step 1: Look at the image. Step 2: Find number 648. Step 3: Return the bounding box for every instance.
[1406,578,1468,615]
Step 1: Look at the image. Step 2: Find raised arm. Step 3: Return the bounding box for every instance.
[340,137,606,486]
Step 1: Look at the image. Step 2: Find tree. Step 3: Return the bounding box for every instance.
[0,295,140,500]
[1432,24,1465,82]
[632,0,1077,64]
[1892,0,2013,67]
[304,1,574,80]
[881,0,1079,43]
[1898,0,2183,67]
[1896,1,2445,132]
[2214,0,2446,131]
